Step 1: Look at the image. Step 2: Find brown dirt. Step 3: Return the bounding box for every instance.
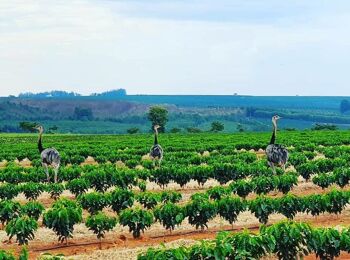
[80,156,98,166]
[0,160,8,169]
[19,158,32,168]
[305,253,350,260]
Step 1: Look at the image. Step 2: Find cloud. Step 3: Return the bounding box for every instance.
[1,0,350,96]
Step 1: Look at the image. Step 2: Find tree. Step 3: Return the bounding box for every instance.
[86,212,116,249]
[340,99,350,114]
[109,188,134,213]
[0,200,21,225]
[78,192,109,215]
[217,197,246,226]
[47,183,65,200]
[154,203,185,232]
[43,199,82,244]
[66,178,90,197]
[119,207,154,238]
[21,201,45,221]
[5,215,38,245]
[90,89,126,97]
[19,122,37,133]
[236,123,245,132]
[210,121,224,132]
[261,221,312,260]
[186,194,217,230]
[147,106,168,132]
[127,127,140,134]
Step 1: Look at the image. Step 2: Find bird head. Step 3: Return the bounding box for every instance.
[154,125,161,130]
[34,125,44,133]
[272,115,281,122]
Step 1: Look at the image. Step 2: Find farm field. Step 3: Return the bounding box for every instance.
[2,131,350,259]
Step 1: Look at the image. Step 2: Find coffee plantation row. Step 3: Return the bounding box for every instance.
[2,162,350,197]
[2,131,350,164]
[1,188,349,247]
[138,220,350,260]
[1,170,349,202]
[0,151,350,185]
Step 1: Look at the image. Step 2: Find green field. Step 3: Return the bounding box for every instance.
[2,130,350,259]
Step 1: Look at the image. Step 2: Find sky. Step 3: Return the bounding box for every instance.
[1,0,350,96]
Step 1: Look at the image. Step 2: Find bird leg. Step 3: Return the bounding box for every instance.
[268,161,276,174]
[54,163,60,183]
[42,163,50,182]
[281,163,286,172]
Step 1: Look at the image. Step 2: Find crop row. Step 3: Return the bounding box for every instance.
[3,168,350,204]
[3,154,350,187]
[0,171,315,202]
[138,220,350,260]
[72,189,350,226]
[1,150,261,169]
[1,162,278,187]
[0,247,28,260]
[1,189,349,247]
[2,131,350,163]
[3,146,348,170]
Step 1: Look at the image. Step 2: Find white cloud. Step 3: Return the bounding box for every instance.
[1,0,350,96]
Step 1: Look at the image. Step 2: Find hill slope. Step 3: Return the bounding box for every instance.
[0,95,349,133]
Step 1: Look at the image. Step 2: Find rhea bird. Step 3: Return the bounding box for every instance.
[35,125,61,183]
[149,125,163,167]
[265,115,289,173]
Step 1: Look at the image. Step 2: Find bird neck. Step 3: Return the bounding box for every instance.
[38,132,44,153]
[270,121,277,144]
[154,128,159,145]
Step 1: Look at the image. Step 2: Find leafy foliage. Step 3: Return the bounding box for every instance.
[160,191,182,203]
[260,221,313,260]
[147,106,168,132]
[5,215,38,245]
[119,207,154,238]
[154,203,185,231]
[0,183,19,200]
[66,178,90,197]
[185,194,217,230]
[0,250,16,260]
[85,211,116,248]
[20,182,45,200]
[46,183,65,200]
[21,201,45,221]
[78,192,109,215]
[136,192,161,210]
[210,121,224,132]
[109,188,134,213]
[248,196,276,224]
[217,196,245,225]
[43,199,82,243]
[0,200,21,225]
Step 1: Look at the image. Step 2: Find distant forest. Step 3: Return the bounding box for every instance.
[17,89,127,98]
[1,90,350,134]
